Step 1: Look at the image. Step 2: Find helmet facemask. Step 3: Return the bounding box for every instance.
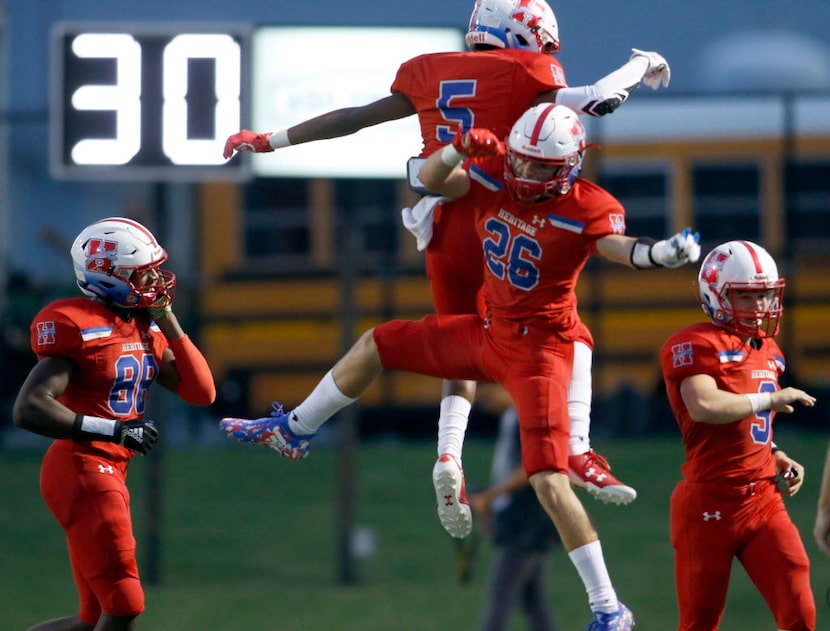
[706,281,784,338]
[123,260,176,309]
[505,147,583,202]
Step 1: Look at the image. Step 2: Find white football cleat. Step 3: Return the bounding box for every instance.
[432,453,472,538]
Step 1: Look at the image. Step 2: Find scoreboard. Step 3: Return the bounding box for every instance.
[50,23,250,181]
[50,23,464,181]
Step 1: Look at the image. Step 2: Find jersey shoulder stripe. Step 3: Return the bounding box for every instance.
[81,326,114,341]
[469,164,503,191]
[546,213,585,234]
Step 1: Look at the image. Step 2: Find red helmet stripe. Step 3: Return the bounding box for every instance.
[530,104,557,146]
[98,216,160,247]
[737,240,763,273]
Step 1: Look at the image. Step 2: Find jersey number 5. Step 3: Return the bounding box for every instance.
[436,80,477,143]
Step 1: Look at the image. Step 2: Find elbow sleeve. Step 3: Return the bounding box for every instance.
[555,56,648,117]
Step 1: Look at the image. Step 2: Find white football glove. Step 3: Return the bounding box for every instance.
[630,48,671,89]
[650,228,701,268]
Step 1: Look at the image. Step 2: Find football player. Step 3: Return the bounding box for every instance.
[661,240,816,631]
[224,0,670,537]
[13,218,216,631]
[221,104,701,630]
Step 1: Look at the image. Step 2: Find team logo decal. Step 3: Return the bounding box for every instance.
[85,238,119,273]
[549,64,565,86]
[36,320,57,346]
[700,249,729,285]
[608,213,626,235]
[671,341,694,367]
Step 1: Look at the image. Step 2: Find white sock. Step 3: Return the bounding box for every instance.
[569,341,593,456]
[568,540,619,614]
[288,370,357,435]
[436,395,471,461]
[569,412,591,456]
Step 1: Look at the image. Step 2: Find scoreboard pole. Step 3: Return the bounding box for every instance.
[335,179,359,584]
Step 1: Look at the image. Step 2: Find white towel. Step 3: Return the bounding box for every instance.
[400,195,447,252]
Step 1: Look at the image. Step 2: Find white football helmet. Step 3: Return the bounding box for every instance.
[70,217,175,309]
[697,240,785,338]
[466,0,560,55]
[504,103,586,201]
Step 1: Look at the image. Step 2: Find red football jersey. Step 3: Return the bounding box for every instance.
[391,49,567,157]
[661,321,785,484]
[30,297,169,459]
[464,157,626,327]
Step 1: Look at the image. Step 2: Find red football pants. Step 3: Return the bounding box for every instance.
[40,441,145,623]
[425,200,484,316]
[670,479,814,631]
[374,314,574,476]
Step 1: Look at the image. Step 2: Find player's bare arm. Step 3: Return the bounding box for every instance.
[680,373,815,424]
[418,127,503,198]
[223,92,415,159]
[287,92,415,143]
[12,356,75,438]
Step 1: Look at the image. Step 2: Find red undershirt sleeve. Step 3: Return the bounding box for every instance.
[167,335,217,406]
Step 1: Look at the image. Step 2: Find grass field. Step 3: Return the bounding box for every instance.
[3,431,830,630]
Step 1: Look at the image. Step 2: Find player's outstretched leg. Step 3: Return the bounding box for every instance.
[586,601,635,630]
[568,450,637,505]
[432,453,472,538]
[220,403,316,462]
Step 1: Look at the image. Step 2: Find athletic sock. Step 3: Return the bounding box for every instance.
[568,540,619,614]
[436,394,471,461]
[289,370,357,435]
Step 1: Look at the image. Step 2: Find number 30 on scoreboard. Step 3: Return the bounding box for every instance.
[50,23,250,181]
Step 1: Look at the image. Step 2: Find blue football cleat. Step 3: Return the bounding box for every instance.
[586,602,634,630]
[220,403,316,462]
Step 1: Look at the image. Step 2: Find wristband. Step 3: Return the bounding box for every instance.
[440,144,465,167]
[745,393,772,414]
[631,237,657,269]
[73,414,118,440]
[771,443,782,454]
[268,129,291,149]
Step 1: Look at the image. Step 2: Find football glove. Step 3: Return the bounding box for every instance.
[451,128,504,158]
[115,420,159,455]
[73,415,159,455]
[630,48,671,89]
[223,130,274,159]
[650,228,701,268]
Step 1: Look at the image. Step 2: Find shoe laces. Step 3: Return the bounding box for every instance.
[269,402,285,418]
[585,450,611,472]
